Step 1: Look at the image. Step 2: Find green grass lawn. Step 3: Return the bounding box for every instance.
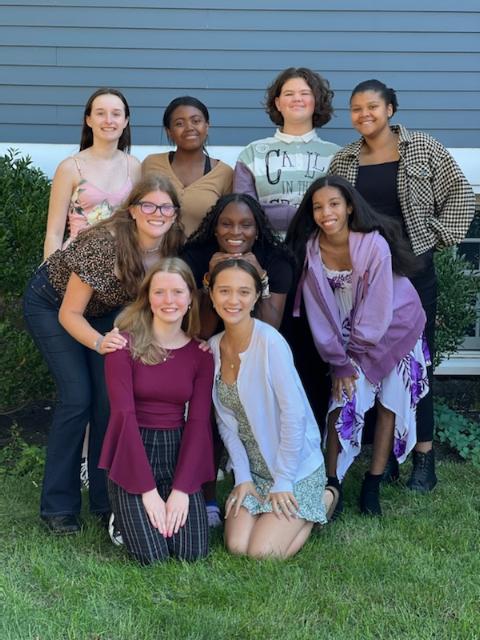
[1,459,479,640]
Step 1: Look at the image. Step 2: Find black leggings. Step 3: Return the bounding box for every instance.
[410,251,437,442]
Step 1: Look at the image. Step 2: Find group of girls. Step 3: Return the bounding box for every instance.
[23,67,475,563]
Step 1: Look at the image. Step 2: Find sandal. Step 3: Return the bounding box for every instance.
[324,485,341,521]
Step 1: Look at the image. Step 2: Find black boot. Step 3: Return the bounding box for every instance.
[406,449,437,493]
[381,451,400,484]
[327,476,343,519]
[360,472,382,516]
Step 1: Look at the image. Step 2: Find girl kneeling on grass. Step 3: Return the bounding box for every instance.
[286,175,430,516]
[208,259,339,559]
[99,258,215,564]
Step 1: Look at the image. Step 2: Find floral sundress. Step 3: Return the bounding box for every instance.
[324,265,430,481]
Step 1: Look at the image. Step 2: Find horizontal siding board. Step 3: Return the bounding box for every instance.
[2,7,480,31]
[2,67,479,92]
[0,86,264,107]
[0,46,57,64]
[1,27,479,52]
[56,49,480,72]
[3,1,479,11]
[2,86,479,112]
[2,125,479,149]
[3,103,477,130]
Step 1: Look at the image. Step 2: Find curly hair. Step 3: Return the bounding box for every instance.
[286,175,422,278]
[264,67,334,128]
[185,193,294,267]
[80,87,132,152]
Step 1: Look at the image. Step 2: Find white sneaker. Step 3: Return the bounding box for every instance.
[108,513,124,546]
[80,457,89,488]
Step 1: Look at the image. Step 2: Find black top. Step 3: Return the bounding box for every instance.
[356,161,406,231]
[169,151,212,174]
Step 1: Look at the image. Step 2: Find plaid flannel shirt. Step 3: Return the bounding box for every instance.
[328,124,475,255]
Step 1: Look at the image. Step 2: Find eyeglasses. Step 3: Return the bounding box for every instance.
[134,201,178,217]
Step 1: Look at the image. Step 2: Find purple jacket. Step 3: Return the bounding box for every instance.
[294,231,426,385]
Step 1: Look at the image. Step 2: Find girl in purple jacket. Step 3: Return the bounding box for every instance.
[286,175,429,516]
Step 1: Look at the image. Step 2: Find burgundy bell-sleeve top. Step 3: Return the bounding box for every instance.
[99,338,215,495]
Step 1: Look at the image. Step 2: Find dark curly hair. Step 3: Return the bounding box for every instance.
[264,67,334,128]
[350,79,399,117]
[286,175,422,278]
[185,193,295,265]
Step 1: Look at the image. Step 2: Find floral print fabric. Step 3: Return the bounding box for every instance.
[216,377,327,524]
[324,264,430,481]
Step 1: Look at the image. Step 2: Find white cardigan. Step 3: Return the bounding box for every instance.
[209,320,324,493]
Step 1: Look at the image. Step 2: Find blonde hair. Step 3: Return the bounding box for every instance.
[115,257,200,365]
[84,174,185,299]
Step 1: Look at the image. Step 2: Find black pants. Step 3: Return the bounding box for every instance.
[410,251,437,442]
[108,427,209,565]
[281,296,331,429]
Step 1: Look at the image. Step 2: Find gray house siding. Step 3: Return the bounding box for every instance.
[0,1,479,148]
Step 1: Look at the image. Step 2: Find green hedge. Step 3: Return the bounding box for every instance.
[434,244,480,368]
[0,150,54,410]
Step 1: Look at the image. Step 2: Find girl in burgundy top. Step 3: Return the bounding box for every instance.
[99,258,214,564]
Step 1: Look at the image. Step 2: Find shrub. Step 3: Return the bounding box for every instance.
[435,399,480,467]
[434,244,480,368]
[0,423,45,480]
[0,149,54,410]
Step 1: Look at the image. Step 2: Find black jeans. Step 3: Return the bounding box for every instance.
[23,265,119,516]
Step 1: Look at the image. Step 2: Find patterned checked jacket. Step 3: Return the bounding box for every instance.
[328,124,475,255]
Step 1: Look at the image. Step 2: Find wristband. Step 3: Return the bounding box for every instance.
[260,273,270,299]
[93,336,103,353]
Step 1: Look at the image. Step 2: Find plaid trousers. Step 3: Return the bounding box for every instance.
[108,427,209,565]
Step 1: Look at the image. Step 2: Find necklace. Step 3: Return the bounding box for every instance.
[220,326,253,372]
[142,245,161,254]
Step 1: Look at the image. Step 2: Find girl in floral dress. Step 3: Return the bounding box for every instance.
[286,175,430,516]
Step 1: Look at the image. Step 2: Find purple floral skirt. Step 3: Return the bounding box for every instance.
[327,335,430,481]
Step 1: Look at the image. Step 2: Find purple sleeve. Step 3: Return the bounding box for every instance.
[347,251,393,359]
[233,161,296,232]
[302,275,356,379]
[233,161,258,199]
[98,347,156,495]
[172,349,215,494]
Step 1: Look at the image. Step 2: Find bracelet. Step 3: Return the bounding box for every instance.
[93,335,103,353]
[260,273,270,299]
[202,272,210,292]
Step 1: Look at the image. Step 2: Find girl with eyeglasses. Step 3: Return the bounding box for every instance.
[23,175,184,536]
